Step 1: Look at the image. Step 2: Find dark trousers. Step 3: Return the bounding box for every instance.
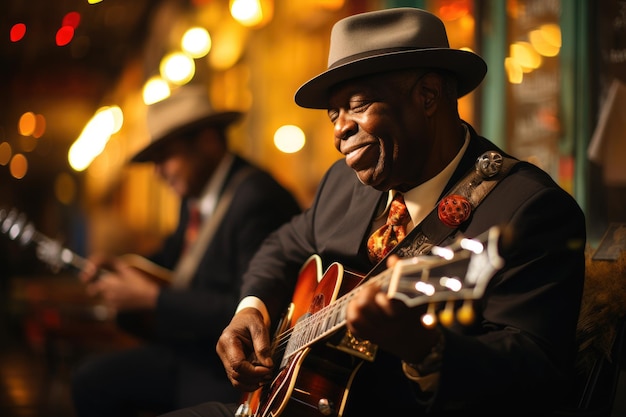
[159,402,238,417]
[71,344,240,417]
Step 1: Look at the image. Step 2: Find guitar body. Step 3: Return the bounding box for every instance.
[247,255,364,417]
[238,229,505,417]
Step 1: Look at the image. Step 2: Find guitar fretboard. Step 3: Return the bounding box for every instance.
[279,270,391,367]
[277,228,503,368]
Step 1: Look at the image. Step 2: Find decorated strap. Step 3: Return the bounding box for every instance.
[369,151,518,276]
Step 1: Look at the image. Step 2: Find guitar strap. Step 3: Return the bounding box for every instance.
[170,166,255,289]
[368,151,519,278]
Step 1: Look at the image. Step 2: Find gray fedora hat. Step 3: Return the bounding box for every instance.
[131,84,243,162]
[294,7,487,109]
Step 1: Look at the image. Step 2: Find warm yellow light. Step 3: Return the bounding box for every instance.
[458,13,475,32]
[68,106,123,171]
[143,77,171,105]
[10,153,28,179]
[314,0,345,10]
[33,114,46,138]
[529,25,561,57]
[540,23,562,47]
[231,0,263,26]
[230,0,273,28]
[182,27,211,58]
[505,57,523,84]
[160,52,195,85]
[18,112,36,136]
[274,125,305,154]
[208,28,245,71]
[108,106,124,134]
[0,142,12,165]
[510,41,541,72]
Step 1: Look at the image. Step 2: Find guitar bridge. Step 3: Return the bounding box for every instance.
[328,330,377,361]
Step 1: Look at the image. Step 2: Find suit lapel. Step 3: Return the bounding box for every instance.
[331,182,386,260]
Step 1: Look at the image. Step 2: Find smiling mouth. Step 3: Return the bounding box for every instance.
[344,143,376,168]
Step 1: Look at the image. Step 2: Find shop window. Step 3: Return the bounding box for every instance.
[426,0,479,125]
[505,0,564,184]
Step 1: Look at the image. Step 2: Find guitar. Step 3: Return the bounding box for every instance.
[0,206,172,285]
[236,226,505,417]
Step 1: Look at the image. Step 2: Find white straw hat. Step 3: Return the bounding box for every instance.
[131,85,243,162]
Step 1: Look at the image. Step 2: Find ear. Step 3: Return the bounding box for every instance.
[418,73,442,116]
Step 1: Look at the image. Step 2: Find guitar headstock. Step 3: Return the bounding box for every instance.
[0,206,67,273]
[1,207,36,246]
[385,226,505,327]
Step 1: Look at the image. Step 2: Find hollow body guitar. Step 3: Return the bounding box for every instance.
[238,227,504,417]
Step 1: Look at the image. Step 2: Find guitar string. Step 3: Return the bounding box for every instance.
[269,247,493,362]
[271,272,390,359]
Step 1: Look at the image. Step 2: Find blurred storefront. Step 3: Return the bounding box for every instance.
[79,0,620,256]
[1,1,623,262]
[2,1,626,416]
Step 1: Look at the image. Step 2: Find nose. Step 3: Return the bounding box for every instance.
[334,111,357,141]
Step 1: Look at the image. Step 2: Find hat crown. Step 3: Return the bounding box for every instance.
[147,85,216,142]
[294,7,487,109]
[328,8,450,69]
[131,84,242,162]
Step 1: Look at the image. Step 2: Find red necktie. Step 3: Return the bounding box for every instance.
[184,204,201,252]
[367,193,410,264]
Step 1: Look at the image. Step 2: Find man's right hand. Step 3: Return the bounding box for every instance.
[216,307,274,392]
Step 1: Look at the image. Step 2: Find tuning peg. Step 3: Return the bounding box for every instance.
[456,300,475,325]
[438,300,455,327]
[1,208,18,234]
[19,222,36,246]
[421,303,437,328]
[8,212,27,241]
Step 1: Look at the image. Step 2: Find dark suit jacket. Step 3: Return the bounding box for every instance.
[120,154,301,405]
[239,125,586,415]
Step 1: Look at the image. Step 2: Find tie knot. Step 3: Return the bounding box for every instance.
[388,193,409,226]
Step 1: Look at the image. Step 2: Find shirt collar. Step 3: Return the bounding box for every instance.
[402,124,470,227]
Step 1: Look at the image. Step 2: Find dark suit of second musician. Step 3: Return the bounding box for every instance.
[72,155,300,415]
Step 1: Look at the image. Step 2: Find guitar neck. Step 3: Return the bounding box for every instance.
[1,206,172,284]
[31,229,92,272]
[2,206,99,275]
[279,272,380,366]
[279,227,504,367]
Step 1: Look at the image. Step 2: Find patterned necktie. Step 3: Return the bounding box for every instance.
[367,192,410,264]
[184,204,202,252]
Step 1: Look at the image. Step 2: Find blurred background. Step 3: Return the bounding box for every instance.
[0,0,625,416]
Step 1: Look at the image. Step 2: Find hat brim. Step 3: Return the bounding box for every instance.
[130,111,243,163]
[294,48,487,109]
